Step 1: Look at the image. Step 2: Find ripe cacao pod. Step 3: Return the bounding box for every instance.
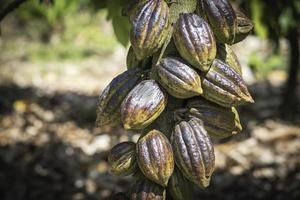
[108,142,138,176]
[173,13,216,72]
[155,57,203,99]
[187,97,242,138]
[131,178,166,200]
[136,129,174,187]
[171,117,215,188]
[201,59,254,107]
[201,0,237,44]
[96,68,143,127]
[130,0,170,60]
[121,80,167,130]
[167,167,194,200]
[234,10,254,43]
[216,43,242,75]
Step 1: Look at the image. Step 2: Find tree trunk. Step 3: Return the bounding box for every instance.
[280,28,299,119]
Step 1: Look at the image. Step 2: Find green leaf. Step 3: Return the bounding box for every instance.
[112,15,130,47]
[169,0,197,23]
[251,0,268,38]
[107,0,130,47]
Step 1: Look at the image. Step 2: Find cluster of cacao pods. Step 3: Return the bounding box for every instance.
[96,0,254,199]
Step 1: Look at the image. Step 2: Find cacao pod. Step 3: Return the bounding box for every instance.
[136,129,174,187]
[187,97,242,138]
[201,0,237,44]
[234,10,254,43]
[216,43,242,75]
[121,80,167,130]
[127,46,141,69]
[171,117,215,188]
[167,167,194,200]
[130,0,170,60]
[96,68,143,127]
[131,178,166,200]
[155,57,203,99]
[201,59,254,107]
[108,142,138,176]
[173,13,216,72]
[195,0,207,20]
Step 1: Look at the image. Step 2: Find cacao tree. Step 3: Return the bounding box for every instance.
[95,0,254,199]
[1,0,298,199]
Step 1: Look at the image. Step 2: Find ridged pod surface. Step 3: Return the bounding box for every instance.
[187,97,242,138]
[195,0,207,20]
[108,142,138,176]
[201,59,254,107]
[131,178,166,200]
[155,57,203,99]
[96,68,143,127]
[121,80,167,130]
[234,10,254,43]
[202,0,237,44]
[171,117,215,188]
[216,43,242,75]
[167,167,194,200]
[130,0,170,60]
[173,13,216,72]
[136,130,174,187]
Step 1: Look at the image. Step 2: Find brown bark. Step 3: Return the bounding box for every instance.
[280,28,300,118]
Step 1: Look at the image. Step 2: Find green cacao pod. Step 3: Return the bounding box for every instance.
[167,167,194,200]
[96,68,143,127]
[195,0,207,20]
[201,59,254,107]
[127,46,141,69]
[187,97,242,138]
[155,57,203,99]
[171,117,215,188]
[121,80,167,130]
[234,10,254,43]
[108,142,138,176]
[216,43,242,75]
[201,0,237,44]
[130,0,170,60]
[136,130,174,187]
[173,13,216,72]
[131,178,166,200]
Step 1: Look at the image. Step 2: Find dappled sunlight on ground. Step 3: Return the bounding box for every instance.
[0,69,299,199]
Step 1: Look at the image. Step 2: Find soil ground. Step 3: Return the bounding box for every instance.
[0,60,299,200]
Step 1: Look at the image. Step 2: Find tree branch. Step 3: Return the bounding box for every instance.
[0,0,28,22]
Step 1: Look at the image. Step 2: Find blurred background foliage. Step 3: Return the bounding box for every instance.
[0,0,298,79]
